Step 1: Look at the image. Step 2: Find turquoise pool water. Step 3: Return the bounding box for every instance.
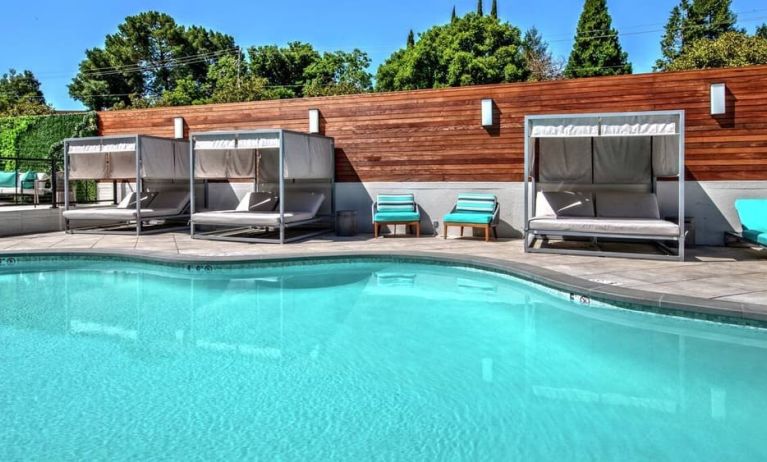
[1,257,766,461]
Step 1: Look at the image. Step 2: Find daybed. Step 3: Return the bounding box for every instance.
[529,191,679,240]
[63,190,190,222]
[192,191,325,228]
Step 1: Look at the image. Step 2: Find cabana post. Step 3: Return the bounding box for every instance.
[189,129,335,244]
[523,110,686,261]
[62,134,191,235]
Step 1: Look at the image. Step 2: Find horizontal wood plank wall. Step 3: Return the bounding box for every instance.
[98,65,767,182]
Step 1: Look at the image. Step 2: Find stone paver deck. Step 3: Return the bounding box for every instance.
[1,231,765,312]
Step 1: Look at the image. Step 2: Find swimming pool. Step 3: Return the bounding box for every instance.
[1,255,766,460]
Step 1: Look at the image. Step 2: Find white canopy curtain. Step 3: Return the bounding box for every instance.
[523,110,686,260]
[66,135,190,180]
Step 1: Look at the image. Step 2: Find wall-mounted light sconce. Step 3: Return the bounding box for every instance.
[710,83,726,115]
[173,117,185,139]
[481,99,493,127]
[308,108,320,133]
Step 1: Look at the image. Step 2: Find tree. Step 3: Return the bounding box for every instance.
[523,28,563,81]
[490,0,498,19]
[756,23,767,40]
[665,31,767,71]
[303,50,373,97]
[376,13,528,91]
[407,30,415,48]
[477,0,484,16]
[655,0,740,70]
[564,0,632,78]
[69,11,236,110]
[0,69,52,116]
[451,6,457,22]
[248,42,320,98]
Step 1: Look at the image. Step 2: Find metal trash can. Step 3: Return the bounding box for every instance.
[336,210,358,237]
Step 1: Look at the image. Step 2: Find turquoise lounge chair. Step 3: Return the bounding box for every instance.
[728,199,767,249]
[372,193,421,237]
[443,193,499,241]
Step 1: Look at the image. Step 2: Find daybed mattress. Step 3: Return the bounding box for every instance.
[191,211,316,227]
[528,217,680,237]
[63,208,184,220]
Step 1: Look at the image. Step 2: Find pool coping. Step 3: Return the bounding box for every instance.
[1,248,766,326]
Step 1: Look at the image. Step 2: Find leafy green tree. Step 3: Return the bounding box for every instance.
[207,54,289,103]
[248,42,320,98]
[376,13,527,91]
[303,50,373,97]
[564,0,632,78]
[0,69,52,116]
[69,11,236,110]
[523,28,562,81]
[490,0,498,19]
[655,0,740,70]
[407,30,415,48]
[665,31,767,70]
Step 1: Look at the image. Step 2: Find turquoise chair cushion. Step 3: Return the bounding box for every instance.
[19,171,36,189]
[735,199,767,233]
[0,171,16,187]
[443,212,493,225]
[455,193,497,213]
[742,229,767,247]
[377,194,415,212]
[374,211,420,223]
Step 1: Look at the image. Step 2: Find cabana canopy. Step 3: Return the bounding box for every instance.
[524,110,685,260]
[192,130,334,181]
[66,135,190,181]
[62,135,191,236]
[189,129,335,244]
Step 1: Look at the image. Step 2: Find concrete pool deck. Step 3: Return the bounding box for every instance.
[1,231,766,321]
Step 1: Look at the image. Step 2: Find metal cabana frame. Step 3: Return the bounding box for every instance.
[189,129,336,244]
[523,110,686,261]
[63,134,191,236]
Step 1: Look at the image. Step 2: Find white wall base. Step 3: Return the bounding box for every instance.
[0,207,64,237]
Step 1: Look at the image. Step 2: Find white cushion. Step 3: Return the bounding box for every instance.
[116,192,137,209]
[596,192,660,219]
[235,192,277,212]
[147,190,189,212]
[529,217,679,237]
[536,191,594,218]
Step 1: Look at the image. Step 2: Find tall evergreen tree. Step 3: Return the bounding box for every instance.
[564,0,632,78]
[523,28,562,81]
[451,6,457,22]
[756,23,767,40]
[655,0,739,70]
[477,0,483,16]
[490,0,498,19]
[407,30,415,48]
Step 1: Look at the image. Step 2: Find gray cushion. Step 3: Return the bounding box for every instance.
[146,190,189,212]
[536,191,595,218]
[596,192,660,219]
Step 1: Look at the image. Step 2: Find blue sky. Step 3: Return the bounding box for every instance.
[1,0,766,110]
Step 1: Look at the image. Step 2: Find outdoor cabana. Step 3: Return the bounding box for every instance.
[523,110,685,261]
[189,129,335,243]
[62,135,191,235]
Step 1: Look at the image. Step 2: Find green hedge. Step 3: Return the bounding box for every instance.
[0,112,99,201]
